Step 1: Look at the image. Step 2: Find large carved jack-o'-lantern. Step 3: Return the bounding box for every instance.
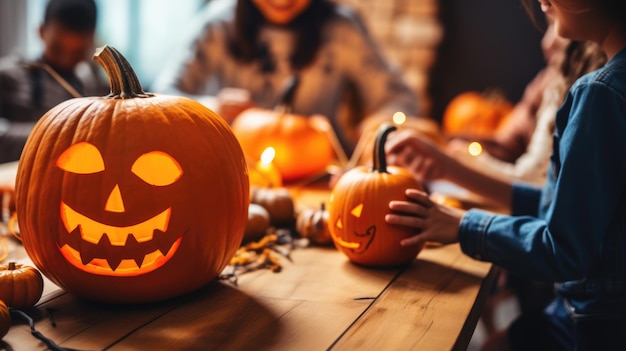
[328,124,424,267]
[15,46,249,304]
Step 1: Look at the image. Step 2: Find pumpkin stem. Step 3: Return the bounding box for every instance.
[372,123,397,173]
[8,262,16,270]
[274,75,299,115]
[93,45,153,99]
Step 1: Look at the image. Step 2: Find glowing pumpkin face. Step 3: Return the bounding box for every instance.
[328,124,424,267]
[56,143,184,276]
[331,203,375,253]
[15,46,249,304]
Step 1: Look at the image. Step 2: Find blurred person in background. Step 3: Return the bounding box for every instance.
[446,18,606,186]
[152,0,427,156]
[0,0,107,164]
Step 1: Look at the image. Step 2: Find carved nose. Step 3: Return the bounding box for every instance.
[105,184,126,213]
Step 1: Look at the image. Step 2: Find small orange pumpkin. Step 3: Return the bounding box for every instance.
[328,124,424,267]
[244,203,271,242]
[231,77,334,181]
[250,186,295,226]
[0,262,43,309]
[442,90,513,139]
[296,203,332,245]
[0,300,9,339]
[15,46,249,304]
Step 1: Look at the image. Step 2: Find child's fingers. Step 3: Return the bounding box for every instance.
[384,213,424,229]
[388,200,428,217]
[400,234,425,247]
[404,188,432,206]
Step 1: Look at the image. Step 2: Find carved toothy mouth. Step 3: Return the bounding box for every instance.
[58,202,183,276]
[331,225,376,254]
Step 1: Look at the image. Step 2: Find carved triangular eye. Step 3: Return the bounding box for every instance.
[350,203,364,218]
[57,142,105,174]
[131,151,183,186]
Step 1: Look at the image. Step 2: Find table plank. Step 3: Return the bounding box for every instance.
[109,247,400,350]
[331,244,494,351]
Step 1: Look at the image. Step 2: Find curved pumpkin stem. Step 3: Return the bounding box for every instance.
[93,45,153,99]
[274,75,299,115]
[372,123,397,173]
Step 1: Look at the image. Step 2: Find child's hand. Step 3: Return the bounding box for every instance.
[385,129,451,183]
[385,188,465,247]
[217,88,255,122]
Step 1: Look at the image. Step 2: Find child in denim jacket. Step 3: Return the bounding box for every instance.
[385,0,626,349]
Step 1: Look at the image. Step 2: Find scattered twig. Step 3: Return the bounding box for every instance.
[219,228,305,285]
[9,309,82,351]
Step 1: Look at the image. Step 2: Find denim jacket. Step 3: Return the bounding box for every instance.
[459,48,626,320]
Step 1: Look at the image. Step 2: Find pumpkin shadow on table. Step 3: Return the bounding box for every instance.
[20,281,282,350]
[99,281,284,350]
[338,248,486,295]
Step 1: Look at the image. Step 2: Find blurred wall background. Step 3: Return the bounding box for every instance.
[342,0,545,120]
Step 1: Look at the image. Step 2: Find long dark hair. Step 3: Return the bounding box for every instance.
[520,0,626,25]
[227,0,336,71]
[561,40,606,87]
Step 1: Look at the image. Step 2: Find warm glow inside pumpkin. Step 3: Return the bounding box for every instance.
[56,143,184,276]
[14,46,249,304]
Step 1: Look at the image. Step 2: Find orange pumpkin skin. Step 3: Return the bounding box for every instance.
[14,46,249,304]
[0,262,44,309]
[328,125,424,267]
[442,91,513,139]
[0,300,9,339]
[231,109,334,182]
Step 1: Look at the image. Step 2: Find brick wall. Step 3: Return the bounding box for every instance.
[338,0,442,116]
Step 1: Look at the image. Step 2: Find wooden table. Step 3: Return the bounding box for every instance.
[0,162,495,351]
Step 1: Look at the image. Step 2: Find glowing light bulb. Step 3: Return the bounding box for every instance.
[392,111,407,125]
[468,142,483,156]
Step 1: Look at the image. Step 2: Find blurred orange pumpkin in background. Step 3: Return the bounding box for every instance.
[231,77,335,182]
[442,90,513,139]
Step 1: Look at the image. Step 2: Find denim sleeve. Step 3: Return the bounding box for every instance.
[511,182,541,216]
[458,81,626,282]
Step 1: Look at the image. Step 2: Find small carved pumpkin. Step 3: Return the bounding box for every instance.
[0,262,43,309]
[231,77,334,181]
[296,203,332,245]
[15,46,249,304]
[328,124,424,267]
[0,300,9,339]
